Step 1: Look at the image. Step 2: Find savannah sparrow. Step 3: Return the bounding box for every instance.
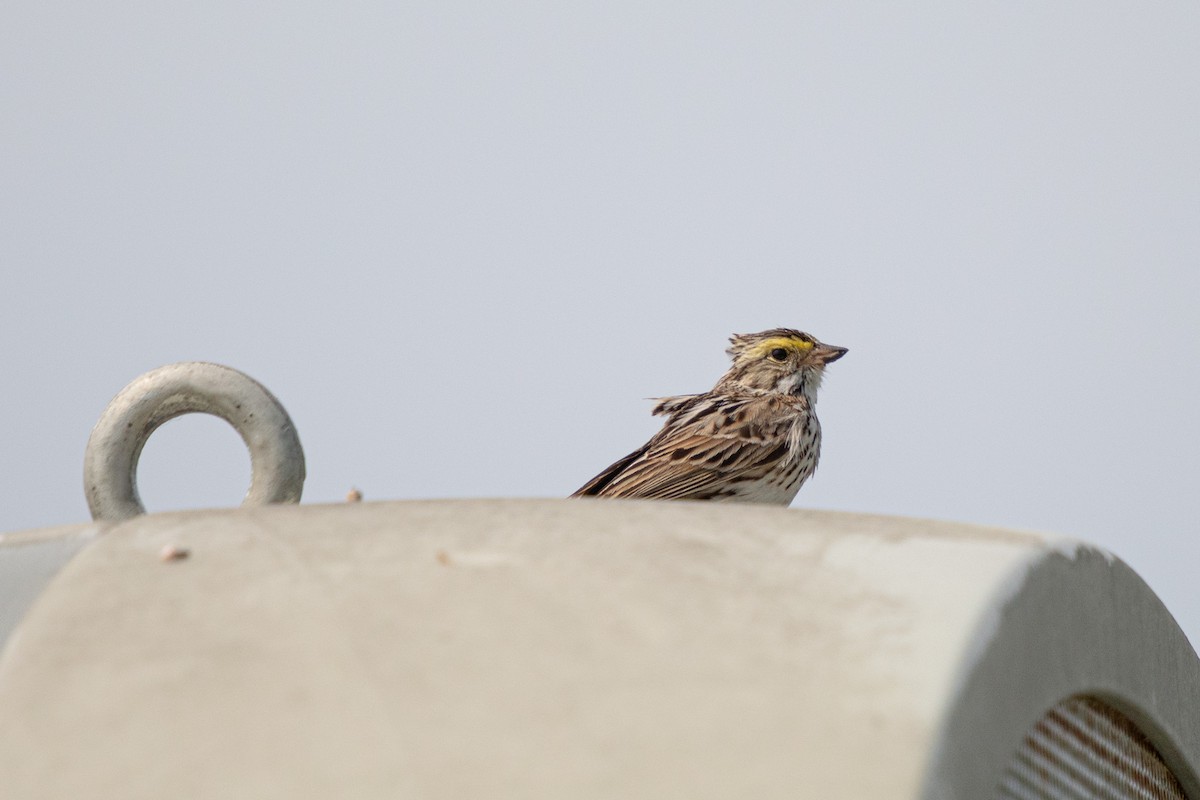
[572,328,847,505]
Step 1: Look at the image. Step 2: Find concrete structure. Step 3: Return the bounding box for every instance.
[2,362,1196,798]
[1,499,1197,799]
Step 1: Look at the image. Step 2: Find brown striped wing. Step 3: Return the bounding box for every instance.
[572,394,800,500]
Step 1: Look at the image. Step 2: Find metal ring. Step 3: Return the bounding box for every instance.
[83,362,306,522]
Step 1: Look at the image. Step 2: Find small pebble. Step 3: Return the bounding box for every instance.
[160,544,190,562]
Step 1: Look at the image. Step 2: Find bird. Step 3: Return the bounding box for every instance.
[572,328,847,505]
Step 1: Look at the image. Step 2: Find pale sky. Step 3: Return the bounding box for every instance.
[3,3,1198,646]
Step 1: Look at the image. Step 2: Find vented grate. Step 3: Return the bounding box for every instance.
[996,696,1188,800]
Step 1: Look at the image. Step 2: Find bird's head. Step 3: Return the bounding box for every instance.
[718,328,848,398]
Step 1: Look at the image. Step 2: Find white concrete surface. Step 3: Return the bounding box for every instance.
[0,500,1195,799]
[0,523,101,648]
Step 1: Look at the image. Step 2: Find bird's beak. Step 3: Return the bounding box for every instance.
[814,343,848,364]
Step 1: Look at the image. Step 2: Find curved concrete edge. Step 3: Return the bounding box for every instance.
[1,500,1195,800]
[922,543,1200,799]
[0,523,106,655]
[0,500,1054,800]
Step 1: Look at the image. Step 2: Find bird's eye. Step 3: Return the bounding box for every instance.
[769,348,789,361]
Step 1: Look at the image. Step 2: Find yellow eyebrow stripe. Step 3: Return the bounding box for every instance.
[748,337,814,358]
